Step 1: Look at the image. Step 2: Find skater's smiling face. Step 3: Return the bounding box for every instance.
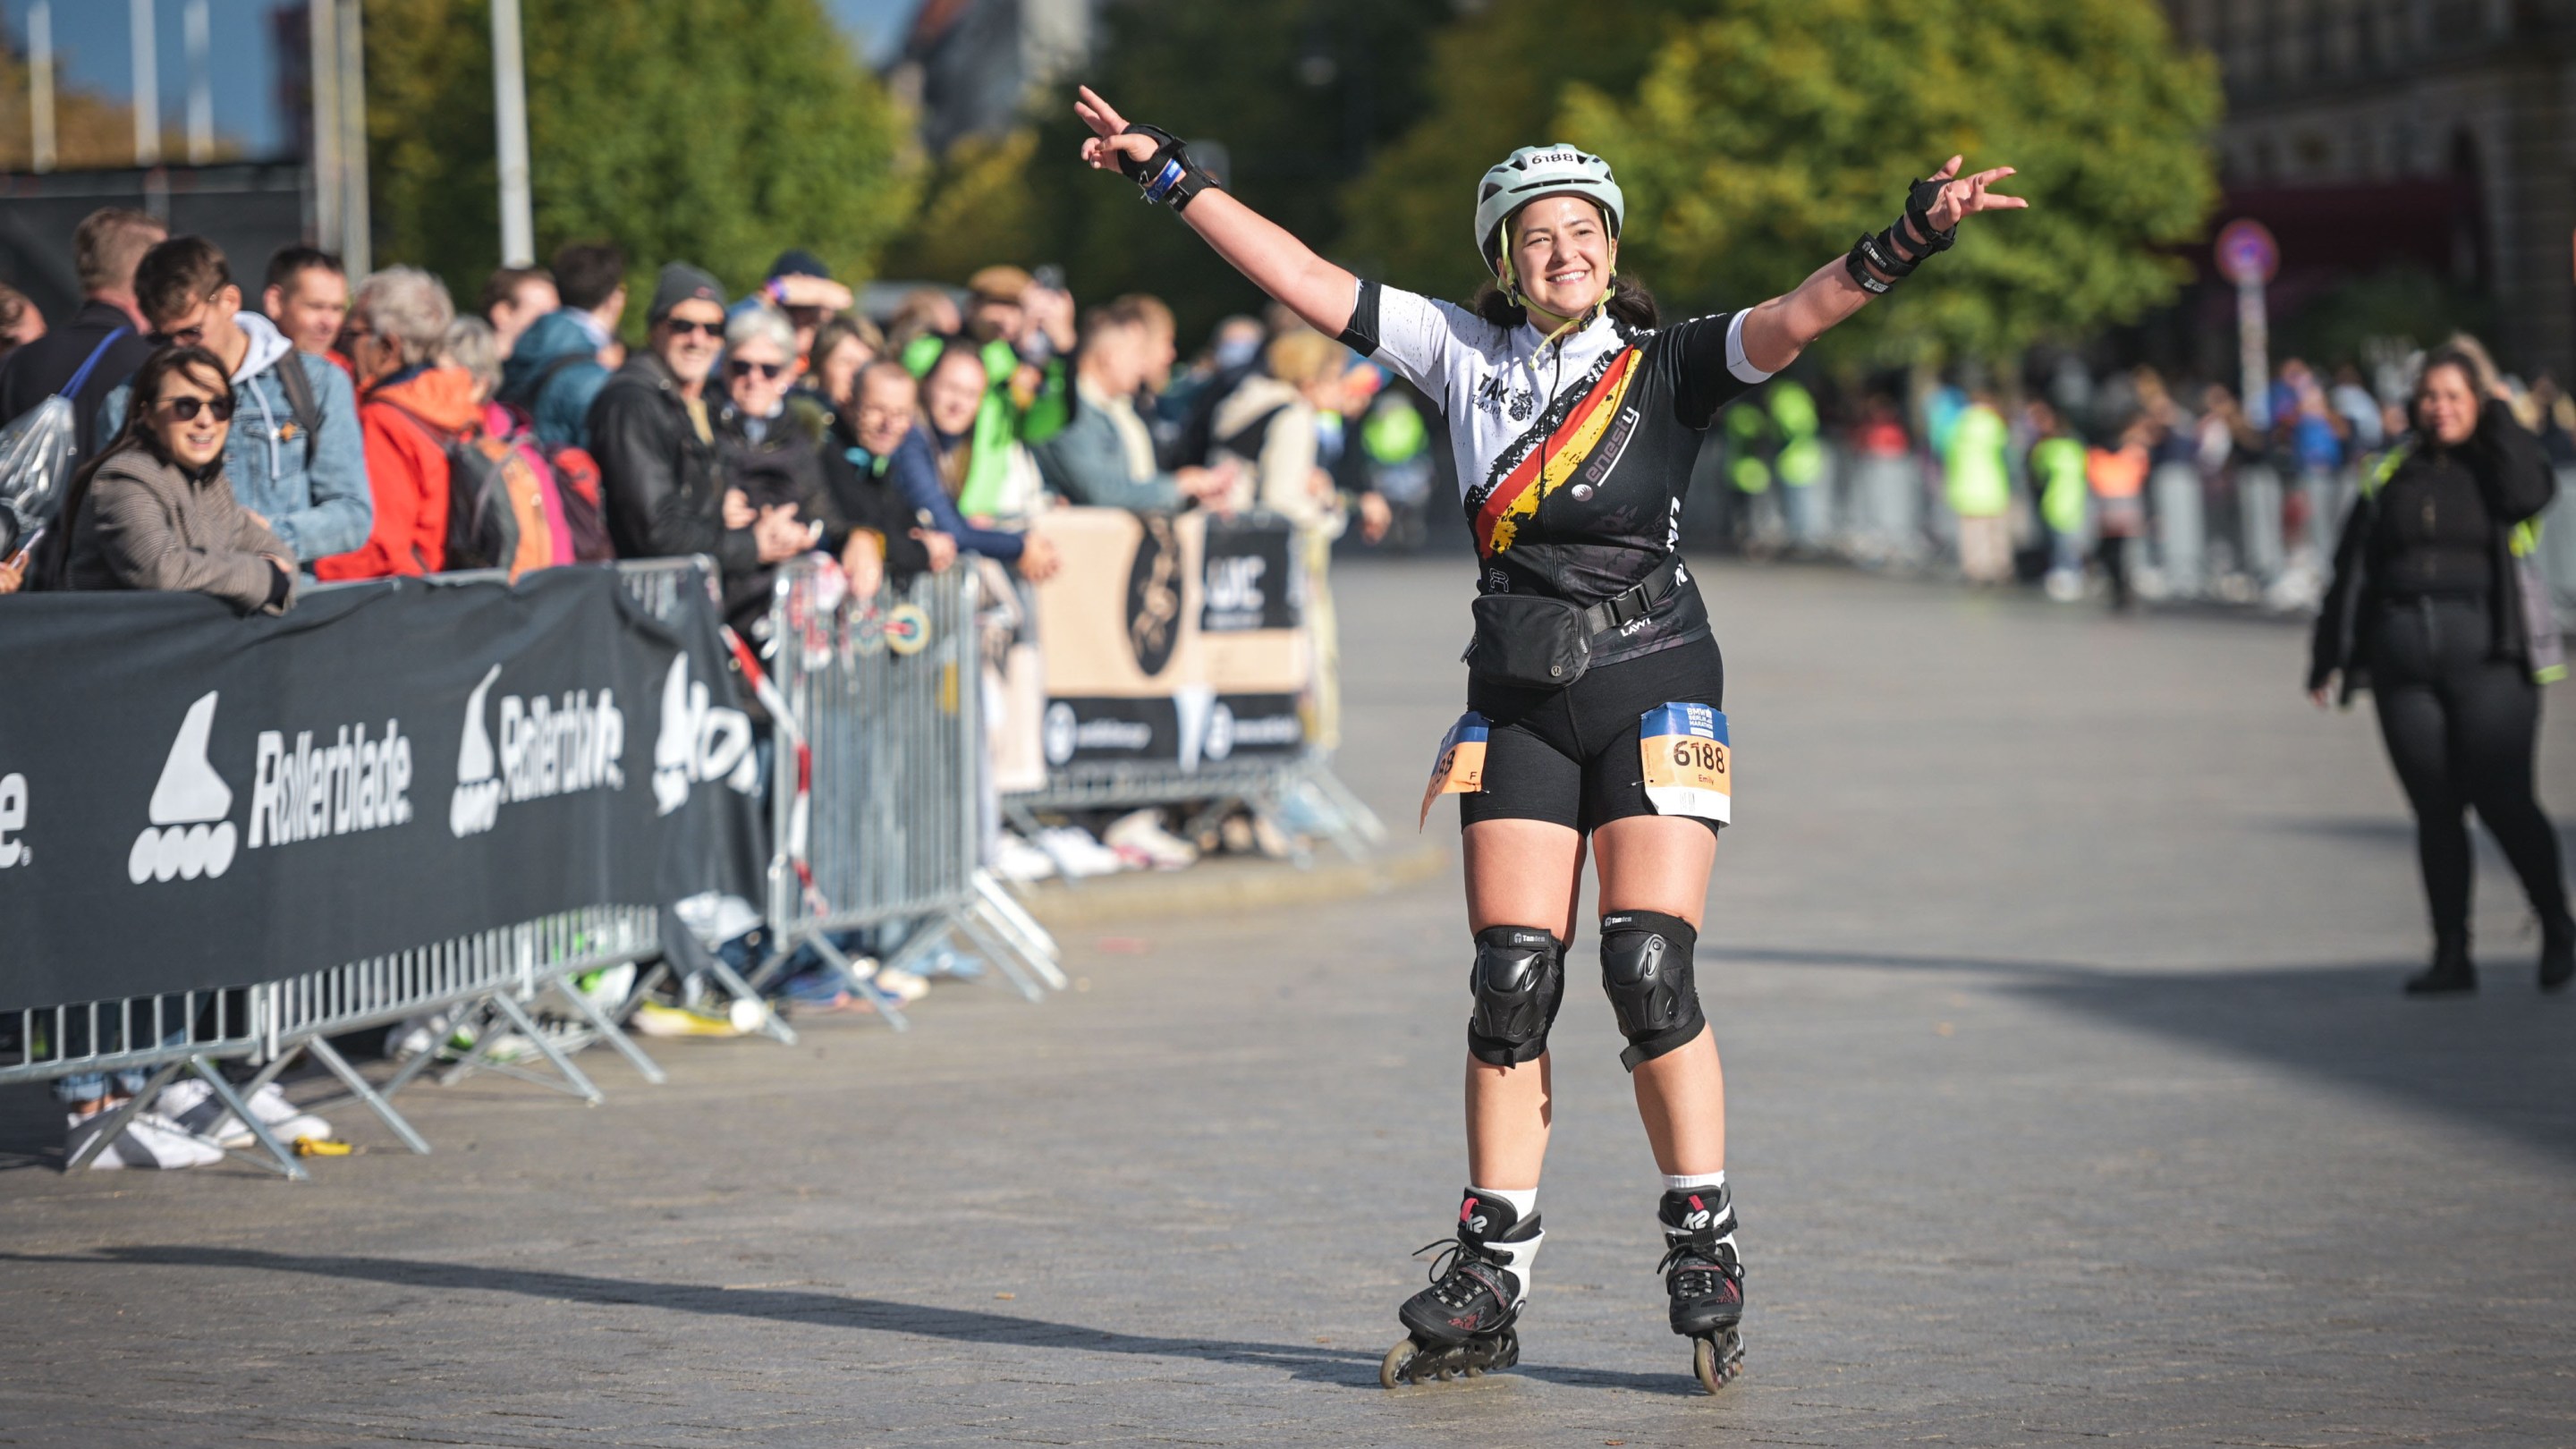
[1501,195,1618,326]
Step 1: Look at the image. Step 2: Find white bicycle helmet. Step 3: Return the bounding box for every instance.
[1474,144,1625,275]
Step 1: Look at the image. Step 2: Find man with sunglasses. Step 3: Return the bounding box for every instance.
[589,263,750,572]
[97,235,370,571]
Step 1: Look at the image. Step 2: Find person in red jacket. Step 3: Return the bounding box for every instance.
[314,267,472,580]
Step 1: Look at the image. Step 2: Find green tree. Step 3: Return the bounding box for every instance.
[1337,0,1675,303]
[880,0,1454,344]
[1348,0,2219,366]
[367,0,915,322]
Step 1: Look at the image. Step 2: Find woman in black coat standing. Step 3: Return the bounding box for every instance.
[2309,340,2572,995]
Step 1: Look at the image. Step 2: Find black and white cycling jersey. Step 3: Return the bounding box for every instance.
[1340,280,1772,665]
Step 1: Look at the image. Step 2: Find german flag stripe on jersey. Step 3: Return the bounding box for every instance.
[1472,346,1642,556]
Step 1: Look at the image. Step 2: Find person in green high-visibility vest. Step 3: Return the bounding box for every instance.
[1945,387,2012,582]
[1361,387,1434,550]
[898,266,1073,516]
[2026,399,2089,601]
[1722,397,1775,552]
[1769,377,1826,548]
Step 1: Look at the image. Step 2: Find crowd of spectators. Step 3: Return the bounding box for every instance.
[1701,342,2576,614]
[0,211,1418,1162]
[0,208,1396,628]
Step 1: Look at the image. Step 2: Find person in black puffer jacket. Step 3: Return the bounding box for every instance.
[709,304,928,638]
[2309,338,2572,996]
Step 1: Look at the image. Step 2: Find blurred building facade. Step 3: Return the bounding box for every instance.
[887,0,1094,154]
[2165,0,2576,378]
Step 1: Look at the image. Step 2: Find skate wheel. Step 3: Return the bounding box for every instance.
[1692,1330,1744,1394]
[1379,1336,1421,1390]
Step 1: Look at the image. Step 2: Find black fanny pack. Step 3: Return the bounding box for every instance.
[1462,556,1684,691]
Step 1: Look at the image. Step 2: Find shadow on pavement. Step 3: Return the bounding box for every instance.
[1733,946,2576,1165]
[2,1246,1705,1396]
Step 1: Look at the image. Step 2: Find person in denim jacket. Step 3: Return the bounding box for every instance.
[97,235,369,569]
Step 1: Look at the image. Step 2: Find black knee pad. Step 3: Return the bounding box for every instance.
[1599,911,1707,1072]
[1466,925,1566,1067]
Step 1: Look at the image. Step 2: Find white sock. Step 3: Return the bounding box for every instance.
[1661,1171,1737,1253]
[1464,1185,1541,1307]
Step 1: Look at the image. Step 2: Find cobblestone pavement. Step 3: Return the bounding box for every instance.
[5,560,2573,1448]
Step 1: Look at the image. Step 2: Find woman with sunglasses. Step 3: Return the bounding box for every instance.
[60,344,294,613]
[710,304,928,633]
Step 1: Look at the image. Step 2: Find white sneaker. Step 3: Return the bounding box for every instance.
[162,1079,333,1148]
[991,832,1057,883]
[873,966,931,1004]
[1035,826,1126,878]
[64,1109,223,1170]
[1104,809,1199,869]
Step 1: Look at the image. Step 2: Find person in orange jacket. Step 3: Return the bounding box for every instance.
[314,267,476,580]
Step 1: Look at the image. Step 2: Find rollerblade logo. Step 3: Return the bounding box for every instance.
[651,655,755,816]
[0,772,26,869]
[133,691,421,882]
[129,692,238,883]
[450,664,628,837]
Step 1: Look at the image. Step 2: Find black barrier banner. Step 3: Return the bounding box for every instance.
[0,567,765,1012]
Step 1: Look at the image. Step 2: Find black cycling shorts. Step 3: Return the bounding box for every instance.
[1458,632,1726,837]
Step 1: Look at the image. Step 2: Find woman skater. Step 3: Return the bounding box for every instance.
[1072,86,2023,1389]
[2310,341,2572,996]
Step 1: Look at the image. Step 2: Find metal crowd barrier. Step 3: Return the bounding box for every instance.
[758,559,1063,1013]
[6,555,1068,1177]
[998,515,1389,865]
[1006,754,1387,868]
[1788,444,2576,630]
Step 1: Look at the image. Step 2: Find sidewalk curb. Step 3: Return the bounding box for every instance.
[1019,841,1450,928]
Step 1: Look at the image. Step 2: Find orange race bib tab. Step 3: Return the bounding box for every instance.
[1640,703,1730,825]
[1419,711,1492,829]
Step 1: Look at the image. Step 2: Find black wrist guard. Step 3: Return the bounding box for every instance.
[1119,123,1223,212]
[1894,175,1958,263]
[1845,174,1960,294]
[1845,230,1913,294]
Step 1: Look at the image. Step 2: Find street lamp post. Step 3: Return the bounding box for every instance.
[130,0,160,166]
[29,1,56,174]
[492,0,535,267]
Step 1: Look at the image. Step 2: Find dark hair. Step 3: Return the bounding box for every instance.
[1471,271,1657,331]
[72,208,165,294]
[263,243,343,298]
[926,337,988,385]
[479,265,555,317]
[2417,340,2496,404]
[43,345,232,589]
[1471,197,1656,330]
[551,242,627,310]
[133,236,233,329]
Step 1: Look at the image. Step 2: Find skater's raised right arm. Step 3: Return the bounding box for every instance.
[1074,88,1360,339]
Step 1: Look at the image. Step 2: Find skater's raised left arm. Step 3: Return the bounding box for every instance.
[1735,157,2027,375]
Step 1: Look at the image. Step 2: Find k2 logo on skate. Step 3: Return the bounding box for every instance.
[450,664,630,837]
[132,691,416,884]
[651,655,755,816]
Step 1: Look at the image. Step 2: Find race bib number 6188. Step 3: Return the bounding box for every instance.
[1640,702,1730,825]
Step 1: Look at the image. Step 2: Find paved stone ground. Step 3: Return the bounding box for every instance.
[5,559,2574,1448]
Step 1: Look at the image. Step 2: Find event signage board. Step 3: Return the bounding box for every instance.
[1024,509,1312,775]
[0,567,765,1012]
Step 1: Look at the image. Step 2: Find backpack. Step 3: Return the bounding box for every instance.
[382,402,552,578]
[491,395,613,564]
[270,351,326,467]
